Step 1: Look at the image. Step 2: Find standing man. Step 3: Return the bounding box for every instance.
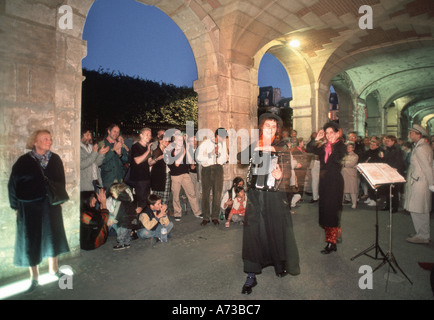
[99,124,130,189]
[80,128,109,203]
[347,131,364,157]
[165,131,202,221]
[404,124,433,244]
[380,135,406,213]
[196,128,228,226]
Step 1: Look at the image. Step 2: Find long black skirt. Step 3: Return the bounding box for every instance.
[242,189,300,275]
[14,197,70,267]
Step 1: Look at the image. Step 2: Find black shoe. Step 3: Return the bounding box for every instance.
[200,220,210,226]
[212,219,219,225]
[321,243,337,254]
[310,199,318,203]
[241,276,257,295]
[131,230,139,241]
[276,270,288,278]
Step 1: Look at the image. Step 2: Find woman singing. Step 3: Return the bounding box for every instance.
[8,129,70,293]
[239,113,300,295]
[314,122,347,254]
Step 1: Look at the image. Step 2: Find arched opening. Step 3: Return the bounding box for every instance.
[81,0,198,135]
[257,53,292,130]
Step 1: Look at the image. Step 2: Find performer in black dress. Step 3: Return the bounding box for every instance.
[314,122,347,254]
[239,113,300,295]
[8,129,70,293]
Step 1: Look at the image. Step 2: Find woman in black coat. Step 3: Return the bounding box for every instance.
[314,122,347,254]
[8,130,70,293]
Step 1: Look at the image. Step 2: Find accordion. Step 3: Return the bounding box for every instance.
[246,150,291,192]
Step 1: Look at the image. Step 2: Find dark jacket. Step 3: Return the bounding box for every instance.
[383,144,406,175]
[8,152,70,267]
[359,148,382,164]
[113,189,137,229]
[150,146,167,191]
[99,138,129,189]
[314,140,347,227]
[8,152,65,208]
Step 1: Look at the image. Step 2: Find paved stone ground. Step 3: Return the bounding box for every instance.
[4,199,434,301]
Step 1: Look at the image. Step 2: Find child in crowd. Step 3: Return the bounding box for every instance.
[136,194,173,242]
[107,183,138,250]
[225,186,246,228]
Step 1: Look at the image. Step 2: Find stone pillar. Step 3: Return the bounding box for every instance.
[354,99,367,137]
[0,1,86,281]
[194,61,258,190]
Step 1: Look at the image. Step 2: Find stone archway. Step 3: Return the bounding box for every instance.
[254,41,317,140]
[0,0,263,281]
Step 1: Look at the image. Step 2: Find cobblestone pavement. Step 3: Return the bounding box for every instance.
[5,200,434,301]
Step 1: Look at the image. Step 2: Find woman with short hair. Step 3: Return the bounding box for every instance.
[314,122,347,254]
[8,129,70,293]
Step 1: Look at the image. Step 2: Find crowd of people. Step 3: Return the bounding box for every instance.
[8,118,433,295]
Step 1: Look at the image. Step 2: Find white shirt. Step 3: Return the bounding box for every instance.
[196,138,228,167]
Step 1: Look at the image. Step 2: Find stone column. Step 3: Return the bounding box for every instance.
[0,1,86,281]
[354,99,367,137]
[194,60,258,190]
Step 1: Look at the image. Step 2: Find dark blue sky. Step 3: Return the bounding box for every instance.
[82,0,292,97]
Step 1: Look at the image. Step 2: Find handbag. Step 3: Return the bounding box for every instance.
[45,177,69,205]
[34,158,69,205]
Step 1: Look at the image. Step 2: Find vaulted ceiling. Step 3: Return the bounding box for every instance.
[140,0,434,131]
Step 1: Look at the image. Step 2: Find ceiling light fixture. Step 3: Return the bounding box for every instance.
[289,39,300,48]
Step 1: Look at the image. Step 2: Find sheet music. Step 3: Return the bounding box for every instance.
[356,163,406,189]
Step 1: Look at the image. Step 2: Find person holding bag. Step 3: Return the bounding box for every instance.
[8,129,70,293]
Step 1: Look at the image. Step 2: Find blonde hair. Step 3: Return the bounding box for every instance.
[109,182,128,199]
[26,129,51,150]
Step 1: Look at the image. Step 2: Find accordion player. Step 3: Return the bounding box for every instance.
[244,144,292,192]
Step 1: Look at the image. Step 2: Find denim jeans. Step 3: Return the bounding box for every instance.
[137,221,174,240]
[115,226,131,245]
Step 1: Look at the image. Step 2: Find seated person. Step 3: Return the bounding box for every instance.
[225,186,246,228]
[80,188,109,250]
[136,194,173,241]
[107,182,138,250]
[220,177,244,220]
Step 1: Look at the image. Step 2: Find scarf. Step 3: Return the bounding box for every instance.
[30,149,52,169]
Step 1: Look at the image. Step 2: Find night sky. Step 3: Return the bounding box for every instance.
[82,0,292,98]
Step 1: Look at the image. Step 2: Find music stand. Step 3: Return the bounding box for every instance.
[351,187,391,267]
[373,183,413,285]
[351,164,409,283]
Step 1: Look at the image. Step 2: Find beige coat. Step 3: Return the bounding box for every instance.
[341,152,359,194]
[404,139,434,214]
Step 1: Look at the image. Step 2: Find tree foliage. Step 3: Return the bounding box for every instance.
[81,68,197,135]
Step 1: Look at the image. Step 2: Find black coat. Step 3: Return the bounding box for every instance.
[150,147,167,191]
[314,140,347,227]
[240,141,300,275]
[8,152,70,267]
[384,144,405,175]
